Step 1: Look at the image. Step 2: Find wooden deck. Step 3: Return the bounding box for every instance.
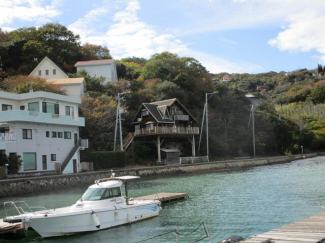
[134,192,189,204]
[0,218,23,238]
[241,211,325,243]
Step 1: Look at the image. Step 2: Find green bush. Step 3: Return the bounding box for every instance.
[8,154,22,174]
[91,151,126,170]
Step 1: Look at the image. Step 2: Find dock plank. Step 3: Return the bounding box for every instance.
[241,210,325,243]
[134,192,188,204]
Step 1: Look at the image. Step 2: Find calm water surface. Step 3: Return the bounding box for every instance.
[1,156,325,243]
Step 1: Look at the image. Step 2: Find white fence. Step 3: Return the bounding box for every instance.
[179,156,209,164]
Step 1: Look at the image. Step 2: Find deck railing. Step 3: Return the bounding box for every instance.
[0,133,16,141]
[135,126,199,136]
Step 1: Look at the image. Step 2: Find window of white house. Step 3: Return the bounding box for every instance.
[0,127,9,134]
[46,70,49,75]
[2,104,12,111]
[58,132,63,138]
[42,155,47,170]
[65,106,74,117]
[28,102,39,112]
[20,105,25,110]
[52,131,57,138]
[38,70,41,76]
[22,129,32,139]
[46,131,50,137]
[53,69,56,75]
[64,131,71,139]
[42,102,59,115]
[51,154,56,161]
[23,152,36,170]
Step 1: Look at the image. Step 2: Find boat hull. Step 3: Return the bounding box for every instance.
[24,202,160,238]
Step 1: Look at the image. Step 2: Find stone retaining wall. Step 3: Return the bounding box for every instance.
[0,153,319,198]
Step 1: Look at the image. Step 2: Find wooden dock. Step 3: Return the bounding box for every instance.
[0,218,24,239]
[134,192,189,204]
[241,211,325,243]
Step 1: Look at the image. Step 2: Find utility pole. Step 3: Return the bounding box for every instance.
[198,92,217,160]
[114,91,131,151]
[206,92,209,159]
[114,93,120,151]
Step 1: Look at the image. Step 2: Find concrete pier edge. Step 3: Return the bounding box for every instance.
[0,152,323,197]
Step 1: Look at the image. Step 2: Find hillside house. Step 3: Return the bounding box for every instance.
[47,78,86,98]
[29,57,86,98]
[0,91,88,175]
[29,57,68,79]
[256,85,268,91]
[222,75,231,82]
[130,98,199,164]
[74,59,118,85]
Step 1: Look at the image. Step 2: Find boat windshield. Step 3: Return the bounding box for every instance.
[81,187,121,201]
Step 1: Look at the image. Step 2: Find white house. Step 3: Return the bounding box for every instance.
[74,59,118,85]
[0,91,88,175]
[29,57,68,79]
[47,78,86,98]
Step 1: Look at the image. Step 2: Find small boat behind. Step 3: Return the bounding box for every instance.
[4,175,161,238]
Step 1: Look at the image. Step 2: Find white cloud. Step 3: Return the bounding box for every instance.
[69,0,262,73]
[0,0,62,25]
[269,12,325,61]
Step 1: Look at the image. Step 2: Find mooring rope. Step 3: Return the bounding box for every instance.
[134,221,209,243]
[176,222,204,236]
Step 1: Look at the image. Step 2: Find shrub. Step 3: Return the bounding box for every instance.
[8,154,22,174]
[91,151,126,170]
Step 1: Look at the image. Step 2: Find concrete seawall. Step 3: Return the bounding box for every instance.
[0,153,321,198]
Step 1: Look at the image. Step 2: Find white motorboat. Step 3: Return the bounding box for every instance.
[4,176,162,238]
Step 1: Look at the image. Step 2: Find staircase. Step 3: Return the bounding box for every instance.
[117,132,135,151]
[61,145,79,173]
[124,132,134,150]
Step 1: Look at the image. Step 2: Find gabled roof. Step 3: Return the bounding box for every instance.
[47,78,85,85]
[150,98,177,106]
[132,98,197,124]
[29,56,68,78]
[75,59,115,67]
[143,103,174,123]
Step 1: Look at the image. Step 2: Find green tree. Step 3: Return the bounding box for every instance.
[5,22,81,73]
[81,43,112,60]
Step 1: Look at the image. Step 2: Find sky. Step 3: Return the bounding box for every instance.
[1,0,325,74]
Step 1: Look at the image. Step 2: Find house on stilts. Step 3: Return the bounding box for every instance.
[127,98,200,164]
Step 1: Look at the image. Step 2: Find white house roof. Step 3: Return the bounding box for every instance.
[75,59,115,67]
[47,78,85,85]
[0,90,81,104]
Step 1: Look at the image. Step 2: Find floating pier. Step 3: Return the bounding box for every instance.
[134,192,189,204]
[240,211,325,243]
[0,218,24,239]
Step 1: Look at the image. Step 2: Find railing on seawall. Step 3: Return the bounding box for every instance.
[180,156,209,164]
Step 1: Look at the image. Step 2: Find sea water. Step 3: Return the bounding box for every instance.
[0,156,325,243]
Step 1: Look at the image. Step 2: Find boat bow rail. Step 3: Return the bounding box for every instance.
[3,201,52,222]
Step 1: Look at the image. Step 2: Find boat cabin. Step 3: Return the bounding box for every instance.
[81,181,122,201]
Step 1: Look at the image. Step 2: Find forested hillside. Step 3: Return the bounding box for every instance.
[1,23,324,163]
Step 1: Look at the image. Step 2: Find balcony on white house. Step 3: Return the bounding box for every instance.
[0,133,16,141]
[0,110,85,127]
